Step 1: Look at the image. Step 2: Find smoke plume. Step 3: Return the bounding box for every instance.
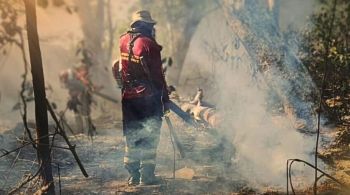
[179,1,323,190]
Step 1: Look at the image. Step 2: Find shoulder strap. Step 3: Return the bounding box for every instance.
[127,33,155,90]
[128,33,141,64]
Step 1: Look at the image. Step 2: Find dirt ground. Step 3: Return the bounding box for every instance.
[316,125,350,195]
[0,110,350,194]
[0,110,249,195]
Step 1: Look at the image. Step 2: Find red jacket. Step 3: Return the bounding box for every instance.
[118,33,169,102]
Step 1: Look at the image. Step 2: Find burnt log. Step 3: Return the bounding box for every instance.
[170,89,222,129]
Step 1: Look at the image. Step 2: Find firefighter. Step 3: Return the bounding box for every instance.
[112,10,169,186]
[59,63,97,136]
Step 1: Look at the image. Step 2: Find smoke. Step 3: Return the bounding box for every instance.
[215,54,316,188]
[0,1,134,128]
[279,0,317,30]
[0,0,325,192]
[179,1,324,190]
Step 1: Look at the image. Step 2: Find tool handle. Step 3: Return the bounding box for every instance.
[165,116,185,158]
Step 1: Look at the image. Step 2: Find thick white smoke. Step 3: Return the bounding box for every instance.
[215,55,316,188]
[179,4,323,190]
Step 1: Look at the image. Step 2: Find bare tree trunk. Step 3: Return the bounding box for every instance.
[95,0,104,63]
[164,7,203,85]
[23,0,54,193]
[74,0,104,65]
[74,0,114,95]
[170,19,199,85]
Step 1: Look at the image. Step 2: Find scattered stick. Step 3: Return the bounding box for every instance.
[46,98,89,178]
[286,158,346,195]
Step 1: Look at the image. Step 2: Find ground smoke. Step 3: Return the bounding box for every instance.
[179,2,320,190]
[216,59,315,188]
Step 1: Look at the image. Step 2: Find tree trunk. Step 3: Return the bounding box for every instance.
[74,0,104,69]
[140,0,214,85]
[74,0,116,98]
[23,0,54,193]
[106,0,116,67]
[170,18,200,85]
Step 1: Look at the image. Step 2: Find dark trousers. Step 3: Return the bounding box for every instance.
[122,95,163,165]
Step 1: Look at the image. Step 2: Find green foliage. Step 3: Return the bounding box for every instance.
[299,0,350,122]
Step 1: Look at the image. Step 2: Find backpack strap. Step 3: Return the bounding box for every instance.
[127,33,141,64]
[127,33,156,92]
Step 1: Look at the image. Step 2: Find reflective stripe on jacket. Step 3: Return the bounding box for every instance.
[119,33,169,102]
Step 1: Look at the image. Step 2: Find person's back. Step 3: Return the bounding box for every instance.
[113,10,169,186]
[119,29,167,101]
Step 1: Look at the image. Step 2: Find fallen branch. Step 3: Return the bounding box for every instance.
[286,158,346,195]
[46,98,89,178]
[170,89,222,129]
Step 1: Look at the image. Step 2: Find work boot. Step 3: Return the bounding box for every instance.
[125,162,140,186]
[140,163,160,185]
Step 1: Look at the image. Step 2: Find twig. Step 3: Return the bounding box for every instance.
[168,121,176,179]
[0,133,57,159]
[286,158,345,195]
[24,168,40,194]
[57,163,62,195]
[314,1,338,194]
[288,160,296,195]
[46,98,89,177]
[8,164,42,195]
[1,146,23,190]
[286,159,290,195]
[18,29,37,150]
[56,106,83,145]
[0,142,32,159]
[58,163,61,195]
[7,130,59,194]
[53,163,62,195]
